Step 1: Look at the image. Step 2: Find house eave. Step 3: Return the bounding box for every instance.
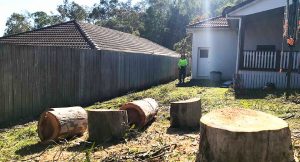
[227,0,286,17]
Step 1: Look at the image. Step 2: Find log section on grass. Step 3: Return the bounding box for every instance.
[38,106,87,142]
[170,98,201,128]
[197,108,294,162]
[87,109,128,143]
[120,98,158,128]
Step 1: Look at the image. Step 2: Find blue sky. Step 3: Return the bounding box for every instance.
[0,0,140,36]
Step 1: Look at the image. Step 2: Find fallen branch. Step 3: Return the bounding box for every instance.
[280,114,295,120]
[102,144,177,161]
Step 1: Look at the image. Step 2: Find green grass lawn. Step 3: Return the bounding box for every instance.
[0,79,299,161]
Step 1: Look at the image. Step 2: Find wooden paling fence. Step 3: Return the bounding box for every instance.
[0,44,179,126]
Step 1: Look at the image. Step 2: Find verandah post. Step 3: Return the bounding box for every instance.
[286,47,293,97]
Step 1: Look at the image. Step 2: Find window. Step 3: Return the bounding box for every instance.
[199,48,209,58]
[256,45,276,51]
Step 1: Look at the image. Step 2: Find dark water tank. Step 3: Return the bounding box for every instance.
[210,71,222,83]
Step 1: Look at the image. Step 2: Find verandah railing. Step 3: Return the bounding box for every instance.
[241,50,300,71]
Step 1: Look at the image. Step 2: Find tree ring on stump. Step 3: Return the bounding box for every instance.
[121,103,146,127]
[38,112,60,141]
[201,108,288,132]
[120,98,158,128]
[198,108,294,162]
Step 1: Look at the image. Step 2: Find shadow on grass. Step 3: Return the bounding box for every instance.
[67,140,112,152]
[67,119,156,152]
[176,79,223,88]
[0,117,37,129]
[14,119,156,156]
[166,127,199,135]
[15,142,54,156]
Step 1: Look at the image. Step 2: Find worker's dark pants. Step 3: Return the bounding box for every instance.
[179,67,186,83]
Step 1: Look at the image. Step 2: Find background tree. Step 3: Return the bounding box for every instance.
[31,11,62,29]
[4,13,32,36]
[57,0,88,21]
[141,0,170,46]
[89,0,119,21]
[105,1,145,35]
[174,34,192,56]
[90,0,145,35]
[163,4,189,49]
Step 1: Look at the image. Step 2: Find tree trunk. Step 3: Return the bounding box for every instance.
[120,98,158,128]
[87,109,128,143]
[170,98,201,129]
[38,106,87,142]
[197,108,294,162]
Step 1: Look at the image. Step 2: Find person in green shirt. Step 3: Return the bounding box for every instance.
[178,53,188,84]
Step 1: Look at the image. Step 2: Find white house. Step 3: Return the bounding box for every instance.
[187,0,300,89]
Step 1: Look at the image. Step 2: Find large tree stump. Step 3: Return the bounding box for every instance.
[38,106,87,142]
[197,108,294,162]
[120,98,158,128]
[87,109,128,143]
[170,98,201,129]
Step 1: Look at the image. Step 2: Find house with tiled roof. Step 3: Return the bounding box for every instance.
[187,0,300,89]
[0,20,177,56]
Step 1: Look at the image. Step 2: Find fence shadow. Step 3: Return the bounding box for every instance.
[235,89,300,100]
[0,118,37,129]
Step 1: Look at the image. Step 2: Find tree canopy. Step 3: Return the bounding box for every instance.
[3,0,245,53]
[4,13,32,35]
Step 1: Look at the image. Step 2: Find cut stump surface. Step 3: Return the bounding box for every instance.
[198,108,294,162]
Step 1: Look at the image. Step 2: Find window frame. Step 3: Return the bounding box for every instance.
[198,48,209,58]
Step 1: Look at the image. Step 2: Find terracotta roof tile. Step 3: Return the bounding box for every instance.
[188,16,229,28]
[76,22,175,55]
[0,21,92,49]
[0,21,177,56]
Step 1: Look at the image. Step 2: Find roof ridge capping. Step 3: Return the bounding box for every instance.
[74,21,99,50]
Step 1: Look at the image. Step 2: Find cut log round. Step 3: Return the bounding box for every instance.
[87,109,128,143]
[38,106,87,142]
[170,98,201,128]
[197,108,294,162]
[120,98,158,127]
